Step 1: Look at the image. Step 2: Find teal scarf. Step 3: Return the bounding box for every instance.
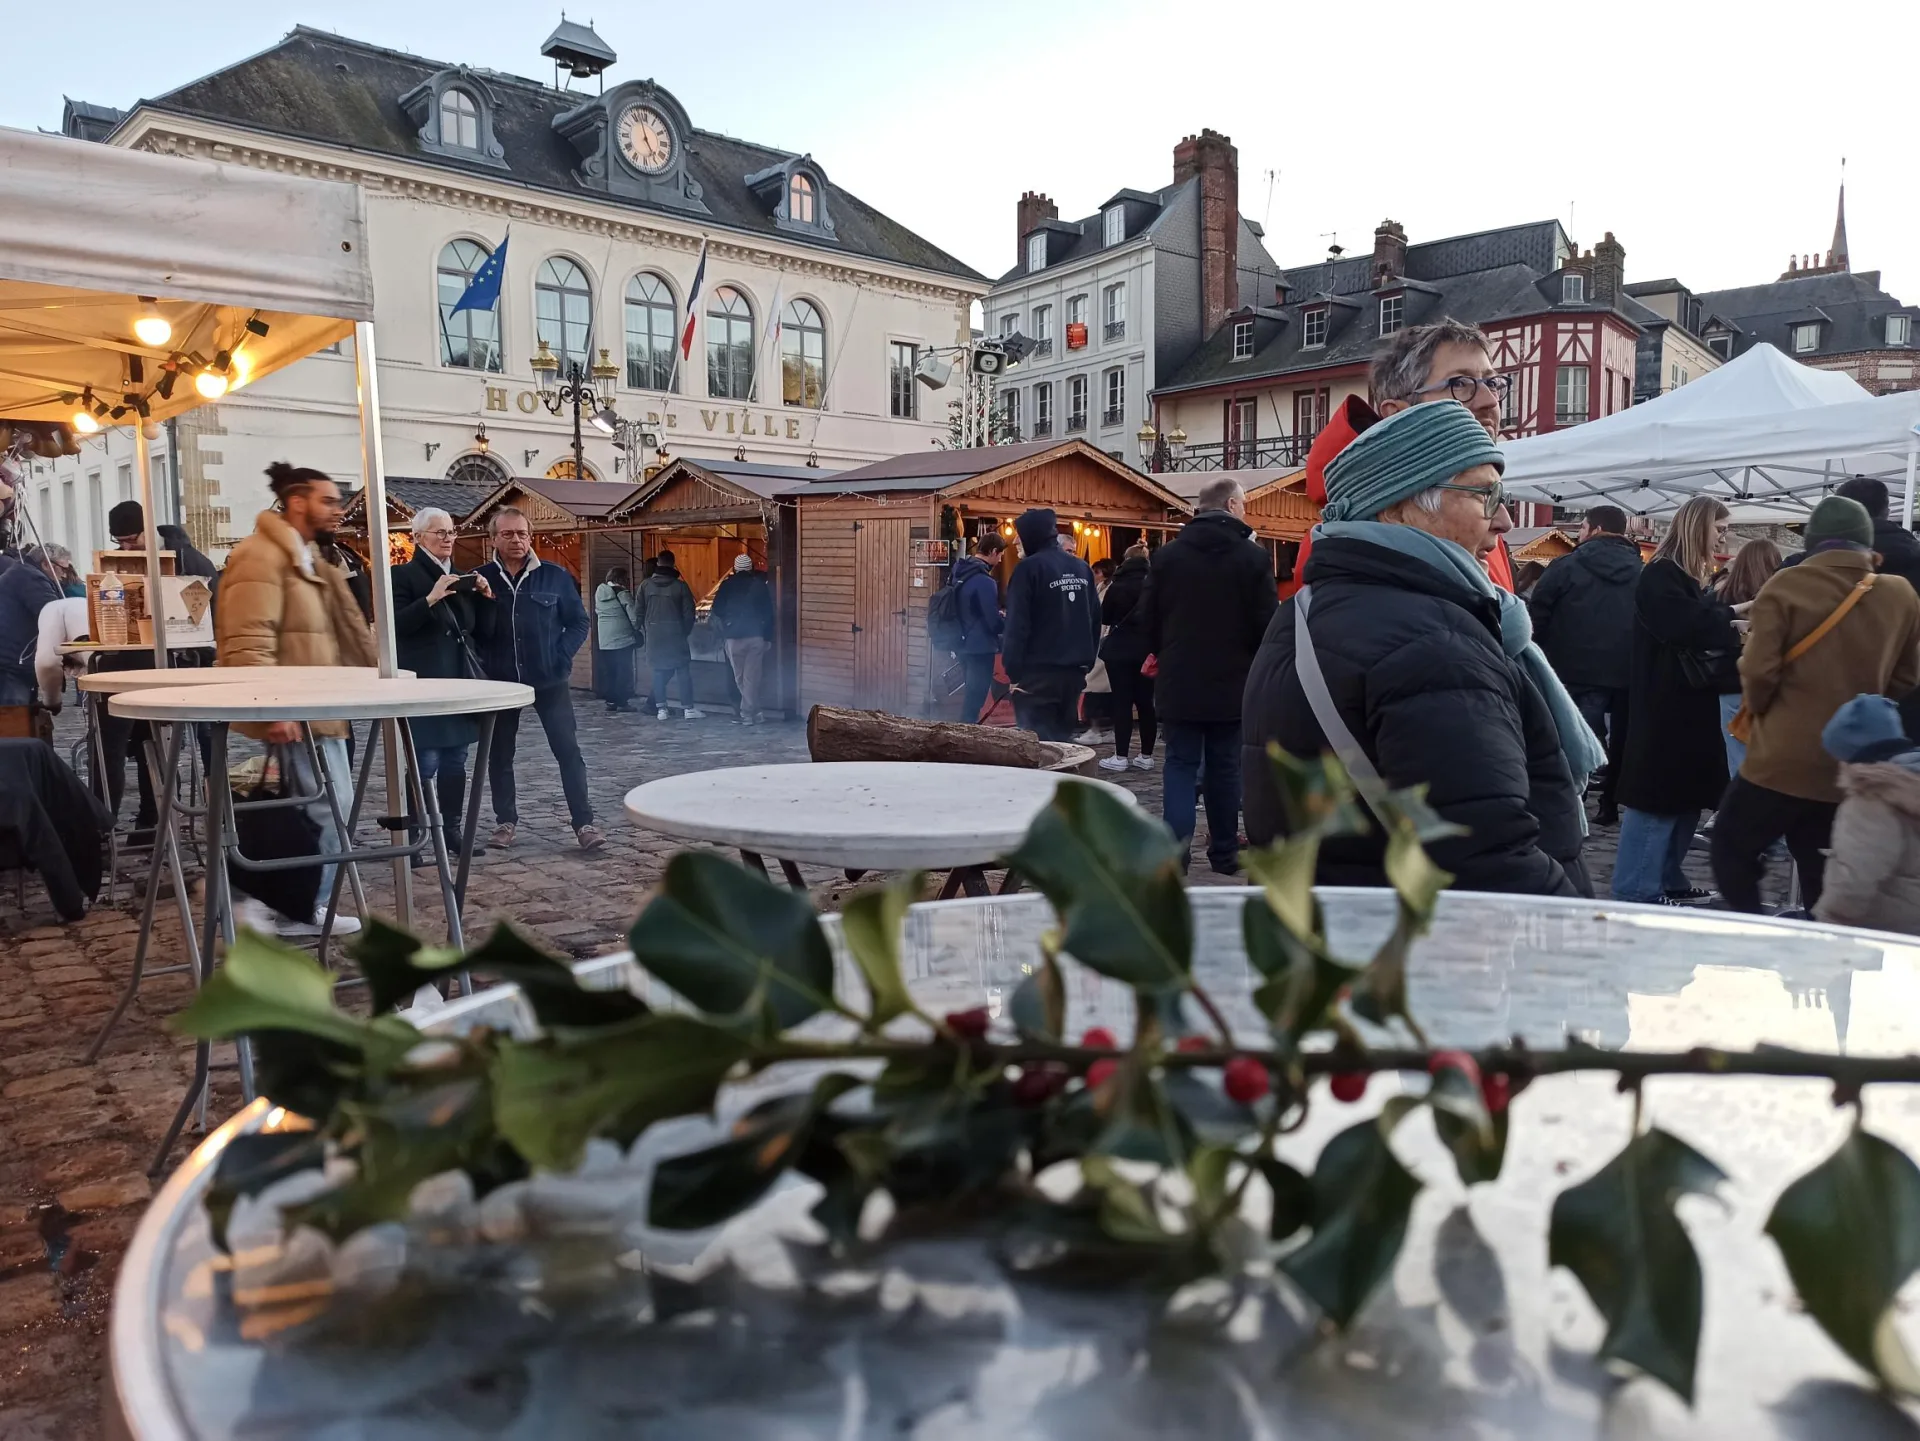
[1317,522,1606,808]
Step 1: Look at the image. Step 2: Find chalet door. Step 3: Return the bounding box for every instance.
[852,517,910,713]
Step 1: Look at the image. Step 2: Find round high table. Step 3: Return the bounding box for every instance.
[108,675,532,1173]
[79,668,414,1066]
[107,890,1920,1439]
[624,761,1135,896]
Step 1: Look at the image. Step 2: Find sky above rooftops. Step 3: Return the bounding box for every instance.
[6,0,1913,302]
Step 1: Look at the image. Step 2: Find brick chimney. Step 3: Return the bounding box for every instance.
[1591,231,1625,307]
[1172,129,1239,336]
[1371,220,1408,287]
[1016,191,1057,265]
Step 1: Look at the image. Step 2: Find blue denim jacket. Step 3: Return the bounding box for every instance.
[475,555,589,689]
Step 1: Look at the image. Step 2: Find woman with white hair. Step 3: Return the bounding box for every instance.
[390,507,493,862]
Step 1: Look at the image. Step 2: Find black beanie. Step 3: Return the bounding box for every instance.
[107,500,144,539]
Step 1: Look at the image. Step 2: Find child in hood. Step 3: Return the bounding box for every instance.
[1814,694,1920,935]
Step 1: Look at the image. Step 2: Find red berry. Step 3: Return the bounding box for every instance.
[1175,1035,1211,1054]
[945,1006,990,1040]
[1081,1026,1118,1051]
[1223,1057,1271,1103]
[1086,1059,1120,1090]
[1429,1049,1482,1089]
[1481,1072,1512,1115]
[1329,1071,1369,1103]
[1012,1065,1065,1106]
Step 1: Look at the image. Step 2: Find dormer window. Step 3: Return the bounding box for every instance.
[1889,314,1912,347]
[1561,272,1586,304]
[1707,333,1733,360]
[1302,306,1328,349]
[1378,294,1403,336]
[789,174,815,225]
[1792,322,1821,354]
[746,157,834,238]
[1028,233,1046,273]
[1231,320,1254,361]
[439,89,479,150]
[1103,206,1124,246]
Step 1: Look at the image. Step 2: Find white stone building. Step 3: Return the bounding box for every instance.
[33,24,985,558]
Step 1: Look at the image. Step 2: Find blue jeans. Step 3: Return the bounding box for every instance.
[1718,693,1747,776]
[1163,720,1242,870]
[1611,806,1700,903]
[960,652,996,724]
[652,664,693,709]
[286,735,354,914]
[0,671,32,706]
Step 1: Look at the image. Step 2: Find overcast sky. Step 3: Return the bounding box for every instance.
[6,0,1914,301]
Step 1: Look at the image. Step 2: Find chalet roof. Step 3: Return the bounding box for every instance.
[613,456,840,515]
[795,439,1192,511]
[117,27,981,283]
[465,474,648,527]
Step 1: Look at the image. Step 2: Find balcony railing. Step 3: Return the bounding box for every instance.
[1554,409,1590,427]
[1032,338,1053,358]
[1153,434,1313,473]
[1066,413,1087,432]
[1102,407,1124,427]
[1032,418,1052,437]
[1104,321,1126,341]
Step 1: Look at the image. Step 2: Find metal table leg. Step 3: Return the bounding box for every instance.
[398,719,466,952]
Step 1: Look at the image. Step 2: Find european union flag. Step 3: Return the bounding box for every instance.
[450,233,508,316]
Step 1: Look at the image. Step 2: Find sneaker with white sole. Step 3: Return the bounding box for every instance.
[234,896,277,934]
[576,824,605,851]
[1098,755,1130,772]
[490,821,516,849]
[657,706,670,720]
[279,912,363,938]
[1131,755,1155,771]
[683,707,706,719]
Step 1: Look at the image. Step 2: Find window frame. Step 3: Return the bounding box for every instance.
[1067,374,1089,431]
[1378,294,1403,337]
[1032,303,1053,357]
[533,255,594,374]
[1231,320,1254,361]
[1001,386,1022,439]
[1554,365,1590,426]
[789,173,816,226]
[437,237,503,373]
[1225,396,1256,468]
[1301,306,1328,349]
[1707,333,1733,360]
[1103,206,1124,246]
[888,340,919,420]
[623,271,677,392]
[1888,314,1912,347]
[438,88,480,151]
[780,296,828,409]
[1027,233,1046,273]
[1000,311,1021,339]
[1103,366,1125,426]
[705,284,756,401]
[1066,294,1087,327]
[1561,272,1586,304]
[1034,380,1053,436]
[1792,322,1821,355]
[1103,283,1127,341]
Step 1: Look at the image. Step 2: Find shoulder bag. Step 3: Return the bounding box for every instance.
[1727,575,1875,744]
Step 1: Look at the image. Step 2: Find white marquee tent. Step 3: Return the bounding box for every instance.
[0,122,397,674]
[1502,344,1920,521]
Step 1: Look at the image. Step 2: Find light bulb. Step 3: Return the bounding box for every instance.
[133,311,172,347]
[72,410,102,434]
[194,367,230,399]
[230,349,254,389]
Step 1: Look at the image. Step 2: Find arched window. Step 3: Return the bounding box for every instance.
[781,298,826,409]
[624,273,677,391]
[789,173,816,225]
[445,452,508,488]
[439,89,479,151]
[437,238,501,371]
[706,286,754,401]
[535,257,593,374]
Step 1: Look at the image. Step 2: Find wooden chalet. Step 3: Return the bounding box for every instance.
[336,475,500,569]
[783,439,1191,715]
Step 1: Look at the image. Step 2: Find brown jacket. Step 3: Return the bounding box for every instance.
[215,509,377,739]
[1740,548,1920,802]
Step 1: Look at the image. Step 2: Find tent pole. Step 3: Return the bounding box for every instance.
[1905,434,1918,533]
[134,430,165,670]
[353,320,412,924]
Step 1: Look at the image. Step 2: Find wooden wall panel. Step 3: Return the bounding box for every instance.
[852,517,911,713]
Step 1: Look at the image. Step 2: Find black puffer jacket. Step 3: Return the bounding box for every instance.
[1241,533,1581,896]
[1098,554,1151,667]
[1002,509,1099,678]
[1143,511,1277,724]
[1527,534,1641,690]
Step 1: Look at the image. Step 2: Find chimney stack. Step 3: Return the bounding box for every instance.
[1591,231,1625,307]
[1016,191,1057,266]
[1172,129,1239,337]
[1371,219,1408,288]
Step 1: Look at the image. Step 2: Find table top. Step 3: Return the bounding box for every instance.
[59,640,205,655]
[113,889,1920,1440]
[107,676,532,722]
[624,761,1135,868]
[79,666,414,695]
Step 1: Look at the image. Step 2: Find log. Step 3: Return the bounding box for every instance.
[807,705,1048,769]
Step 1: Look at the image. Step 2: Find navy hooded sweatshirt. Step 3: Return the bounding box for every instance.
[1002,508,1100,679]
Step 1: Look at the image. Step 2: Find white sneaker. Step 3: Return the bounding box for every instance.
[1074,728,1104,744]
[278,912,363,938]
[1098,755,1130,772]
[1131,755,1154,771]
[657,707,670,720]
[683,707,706,719]
[234,896,276,934]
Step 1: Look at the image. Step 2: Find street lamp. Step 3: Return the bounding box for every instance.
[1136,422,1158,469]
[1136,421,1188,473]
[529,340,622,478]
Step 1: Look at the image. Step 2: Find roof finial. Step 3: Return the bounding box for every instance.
[1831,157,1849,274]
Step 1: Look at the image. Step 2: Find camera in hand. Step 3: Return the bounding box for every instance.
[452,574,480,593]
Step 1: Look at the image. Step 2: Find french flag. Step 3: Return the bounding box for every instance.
[679,239,709,360]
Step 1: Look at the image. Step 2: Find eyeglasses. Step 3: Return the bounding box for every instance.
[420,528,455,538]
[1434,480,1506,518]
[1417,374,1516,405]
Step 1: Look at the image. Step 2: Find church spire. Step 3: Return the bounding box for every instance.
[1830,159,1850,272]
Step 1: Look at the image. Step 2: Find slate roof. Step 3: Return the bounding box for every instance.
[1693,269,1918,360]
[118,27,981,283]
[1155,219,1652,397]
[60,97,125,142]
[994,184,1184,285]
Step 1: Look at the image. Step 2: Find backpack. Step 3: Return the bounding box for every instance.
[927,577,965,654]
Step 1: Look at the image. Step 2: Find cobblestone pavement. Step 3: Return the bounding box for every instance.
[0,699,1757,1439]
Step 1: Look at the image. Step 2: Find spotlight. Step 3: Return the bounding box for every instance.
[156,369,177,401]
[133,298,171,348]
[245,315,270,337]
[589,405,619,436]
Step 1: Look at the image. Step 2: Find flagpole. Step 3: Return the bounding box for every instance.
[667,236,710,403]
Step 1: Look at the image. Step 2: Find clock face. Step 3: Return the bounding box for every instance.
[617,105,674,174]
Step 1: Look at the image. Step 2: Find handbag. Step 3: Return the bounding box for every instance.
[1676,645,1743,693]
[1727,575,1876,744]
[229,746,325,924]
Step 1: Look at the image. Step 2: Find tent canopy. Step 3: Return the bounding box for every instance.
[0,125,372,424]
[1501,344,1920,518]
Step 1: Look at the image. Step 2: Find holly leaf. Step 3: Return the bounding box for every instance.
[343,918,465,1016]
[490,1013,751,1172]
[1241,836,1321,944]
[1004,781,1192,990]
[1008,945,1067,1041]
[1766,1125,1920,1394]
[1427,1057,1505,1186]
[628,851,837,1033]
[1350,901,1419,1029]
[1244,898,1359,1046]
[1382,815,1454,922]
[1549,1128,1727,1404]
[459,922,649,1029]
[1163,1069,1258,1146]
[1375,782,1469,848]
[1081,1154,1176,1247]
[648,1074,860,1230]
[1257,1155,1315,1244]
[1278,1111,1422,1327]
[839,875,923,1028]
[170,929,376,1052]
[1264,745,1371,840]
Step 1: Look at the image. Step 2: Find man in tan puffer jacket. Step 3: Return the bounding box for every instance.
[1815,694,1920,935]
[214,463,376,936]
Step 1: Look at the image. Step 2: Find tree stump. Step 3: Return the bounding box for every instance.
[806,705,1048,769]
